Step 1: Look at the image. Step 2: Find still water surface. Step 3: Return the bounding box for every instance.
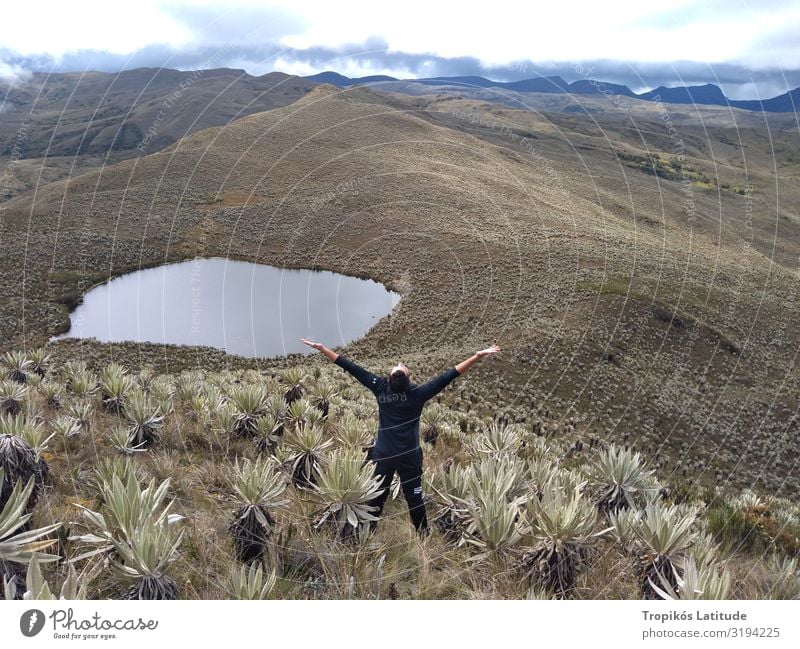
[57,258,400,357]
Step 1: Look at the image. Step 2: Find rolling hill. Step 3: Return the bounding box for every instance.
[1,80,799,503]
[0,67,317,200]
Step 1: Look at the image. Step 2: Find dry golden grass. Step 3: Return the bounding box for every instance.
[1,82,798,505]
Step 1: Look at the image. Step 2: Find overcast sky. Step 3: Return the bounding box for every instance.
[2,0,799,99]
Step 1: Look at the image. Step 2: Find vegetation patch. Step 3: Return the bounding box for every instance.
[653,304,685,328]
[0,350,796,600]
[46,270,109,312]
[708,494,800,557]
[618,151,713,186]
[575,275,635,296]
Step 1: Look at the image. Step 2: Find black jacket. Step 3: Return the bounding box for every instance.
[334,356,460,460]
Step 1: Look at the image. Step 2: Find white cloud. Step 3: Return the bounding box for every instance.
[1,0,799,98]
[1,0,192,57]
[264,0,800,68]
[3,0,800,67]
[0,59,31,82]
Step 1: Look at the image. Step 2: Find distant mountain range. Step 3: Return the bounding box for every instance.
[305,71,800,113]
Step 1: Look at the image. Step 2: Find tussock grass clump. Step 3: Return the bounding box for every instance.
[762,556,800,599]
[707,490,800,557]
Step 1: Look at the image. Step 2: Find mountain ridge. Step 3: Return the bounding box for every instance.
[305,71,799,112]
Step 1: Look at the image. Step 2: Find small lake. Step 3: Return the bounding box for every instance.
[56,258,400,357]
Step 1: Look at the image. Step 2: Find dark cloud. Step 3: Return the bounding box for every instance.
[1,39,798,100]
[0,43,286,75]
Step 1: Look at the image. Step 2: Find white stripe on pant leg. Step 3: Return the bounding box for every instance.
[413,486,422,494]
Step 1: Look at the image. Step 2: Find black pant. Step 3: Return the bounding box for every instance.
[370,448,428,532]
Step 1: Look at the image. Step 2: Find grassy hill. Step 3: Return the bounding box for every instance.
[0,68,317,201]
[1,80,799,509]
[1,352,798,599]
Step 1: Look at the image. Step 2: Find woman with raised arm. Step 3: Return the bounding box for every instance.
[300,338,501,534]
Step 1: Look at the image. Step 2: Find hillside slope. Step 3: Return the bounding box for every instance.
[1,83,798,499]
[0,68,317,200]
[1,354,797,599]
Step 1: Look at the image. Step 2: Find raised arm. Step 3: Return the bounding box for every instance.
[455,344,501,375]
[301,338,338,362]
[417,344,501,402]
[301,339,382,393]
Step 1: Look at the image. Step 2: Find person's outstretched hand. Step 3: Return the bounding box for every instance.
[301,339,338,362]
[476,344,501,358]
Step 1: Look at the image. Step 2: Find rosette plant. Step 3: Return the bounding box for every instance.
[583,444,660,513]
[228,457,289,563]
[0,469,61,598]
[27,349,51,379]
[283,424,333,487]
[225,562,277,599]
[99,363,135,414]
[520,483,605,597]
[0,422,42,510]
[0,381,27,416]
[124,391,164,448]
[310,380,337,418]
[229,385,268,438]
[649,554,732,600]
[4,555,95,600]
[2,351,32,384]
[612,502,699,599]
[70,472,184,600]
[421,404,446,446]
[282,368,307,405]
[314,448,384,537]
